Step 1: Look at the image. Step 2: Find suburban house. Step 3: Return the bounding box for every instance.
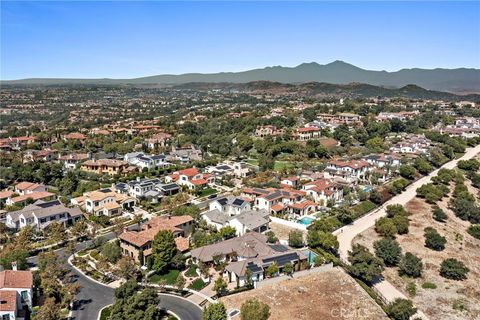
[145,132,172,149]
[124,152,169,170]
[14,182,47,196]
[58,153,90,170]
[254,125,285,138]
[0,136,36,151]
[6,191,56,207]
[5,200,83,230]
[317,113,362,126]
[80,159,136,176]
[23,149,55,162]
[115,178,180,203]
[325,160,371,183]
[63,132,86,144]
[242,187,307,214]
[72,188,136,216]
[165,168,212,189]
[119,215,193,265]
[364,153,402,168]
[202,196,270,235]
[191,232,308,288]
[389,134,431,154]
[292,127,321,141]
[303,178,343,206]
[280,176,299,189]
[0,269,33,320]
[167,145,203,163]
[205,161,252,179]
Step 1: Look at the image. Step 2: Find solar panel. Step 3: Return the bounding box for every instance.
[232,198,244,206]
[247,262,263,273]
[269,244,289,252]
[218,198,228,205]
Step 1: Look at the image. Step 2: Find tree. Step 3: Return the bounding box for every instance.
[266,262,278,277]
[414,157,433,175]
[467,224,480,240]
[265,231,278,244]
[386,298,417,320]
[440,258,469,280]
[175,274,186,290]
[240,298,271,320]
[392,214,409,235]
[424,227,446,251]
[366,137,386,153]
[115,256,138,280]
[282,262,293,275]
[101,241,122,264]
[432,206,447,223]
[34,297,61,320]
[213,277,227,295]
[151,230,177,273]
[385,204,407,218]
[374,238,402,267]
[203,302,227,320]
[399,165,416,180]
[307,230,338,253]
[288,230,304,248]
[348,244,384,283]
[219,226,237,240]
[398,252,423,278]
[110,285,162,320]
[375,217,397,238]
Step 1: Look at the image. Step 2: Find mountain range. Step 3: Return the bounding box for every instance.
[3,61,479,94]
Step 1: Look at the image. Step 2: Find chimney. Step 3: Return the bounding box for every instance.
[11,261,17,271]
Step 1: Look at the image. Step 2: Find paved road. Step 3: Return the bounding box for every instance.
[334,144,480,320]
[159,294,203,320]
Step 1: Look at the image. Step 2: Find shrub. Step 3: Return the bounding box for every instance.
[386,298,417,320]
[265,231,278,244]
[406,282,416,297]
[240,298,270,320]
[398,252,423,278]
[373,238,402,267]
[467,224,480,240]
[392,214,409,235]
[288,230,304,248]
[440,258,469,280]
[386,204,407,218]
[348,244,384,283]
[399,165,416,180]
[375,217,397,238]
[421,282,437,289]
[432,206,447,223]
[424,227,446,251]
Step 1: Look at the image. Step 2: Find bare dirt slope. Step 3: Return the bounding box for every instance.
[220,267,388,320]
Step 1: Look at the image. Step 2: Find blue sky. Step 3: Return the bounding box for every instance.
[1,1,479,80]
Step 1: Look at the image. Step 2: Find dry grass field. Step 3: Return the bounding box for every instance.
[220,267,388,320]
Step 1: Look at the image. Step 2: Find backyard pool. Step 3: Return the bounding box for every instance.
[302,249,318,265]
[297,216,315,226]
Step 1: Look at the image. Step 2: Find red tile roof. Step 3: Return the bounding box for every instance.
[0,270,33,289]
[0,290,16,312]
[177,168,199,177]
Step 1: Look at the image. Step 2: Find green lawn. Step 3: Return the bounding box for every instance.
[185,264,198,277]
[351,200,377,219]
[197,187,217,198]
[273,160,294,171]
[246,159,259,166]
[99,306,112,320]
[188,278,206,290]
[149,269,180,285]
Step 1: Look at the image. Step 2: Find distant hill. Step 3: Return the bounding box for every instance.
[2,61,479,94]
[171,81,480,101]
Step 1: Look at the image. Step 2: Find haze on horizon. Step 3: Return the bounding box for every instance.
[1,1,479,80]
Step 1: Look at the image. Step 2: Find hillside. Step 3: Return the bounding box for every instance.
[3,61,479,94]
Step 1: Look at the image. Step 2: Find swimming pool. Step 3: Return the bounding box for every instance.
[297,216,315,226]
[302,249,318,265]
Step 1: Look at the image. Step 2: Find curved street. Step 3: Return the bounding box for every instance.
[159,294,203,320]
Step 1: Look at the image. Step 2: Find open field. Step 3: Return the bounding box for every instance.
[354,197,480,320]
[269,222,306,242]
[220,267,388,320]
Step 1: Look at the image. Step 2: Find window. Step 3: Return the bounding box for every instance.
[21,290,28,301]
[2,314,11,320]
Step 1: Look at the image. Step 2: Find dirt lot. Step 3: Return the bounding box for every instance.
[269,222,307,242]
[220,267,388,320]
[354,196,480,320]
